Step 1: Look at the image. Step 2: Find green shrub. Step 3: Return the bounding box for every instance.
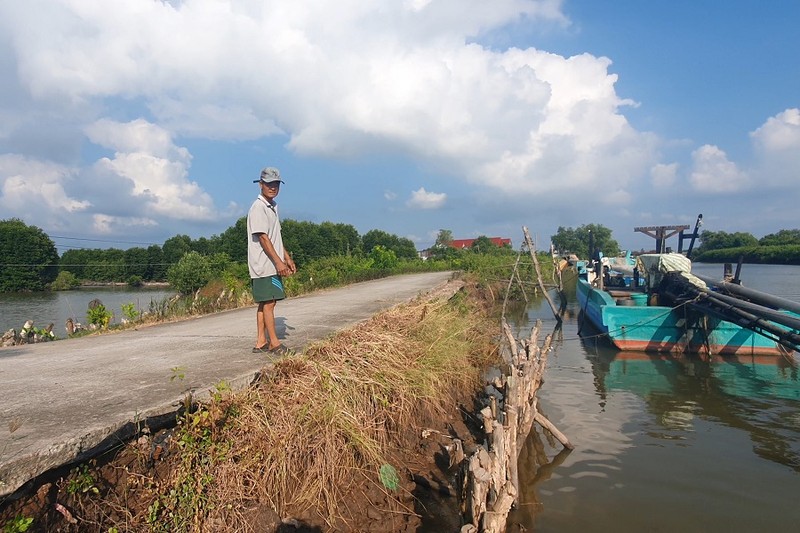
[121,302,139,322]
[127,275,143,288]
[207,252,232,279]
[369,245,399,270]
[87,304,112,329]
[50,271,80,291]
[167,251,213,294]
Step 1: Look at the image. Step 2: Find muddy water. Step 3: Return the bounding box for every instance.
[508,264,800,532]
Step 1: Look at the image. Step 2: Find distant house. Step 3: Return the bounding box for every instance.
[449,237,512,249]
[417,236,513,259]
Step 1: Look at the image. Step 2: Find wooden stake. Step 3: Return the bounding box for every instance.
[523,226,562,322]
[457,319,572,531]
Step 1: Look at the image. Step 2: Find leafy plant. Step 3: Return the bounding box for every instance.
[212,380,231,403]
[170,366,186,382]
[66,464,99,495]
[121,302,139,322]
[87,304,112,329]
[2,516,33,533]
[146,407,222,530]
[379,463,399,491]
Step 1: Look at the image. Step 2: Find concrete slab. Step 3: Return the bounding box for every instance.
[0,271,455,497]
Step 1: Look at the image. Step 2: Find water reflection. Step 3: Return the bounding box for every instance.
[593,350,800,465]
[507,267,800,532]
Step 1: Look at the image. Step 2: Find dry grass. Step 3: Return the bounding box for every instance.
[143,282,498,531]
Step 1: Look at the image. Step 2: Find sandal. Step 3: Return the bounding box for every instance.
[252,345,269,353]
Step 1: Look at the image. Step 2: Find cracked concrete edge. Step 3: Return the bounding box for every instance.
[0,365,273,499]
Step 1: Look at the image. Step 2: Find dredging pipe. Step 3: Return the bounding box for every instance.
[687,296,800,354]
[702,290,800,332]
[695,274,800,315]
[660,273,800,353]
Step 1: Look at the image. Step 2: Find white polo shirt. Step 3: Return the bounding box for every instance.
[247,195,285,279]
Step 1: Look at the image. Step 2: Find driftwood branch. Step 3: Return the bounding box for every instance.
[534,412,574,450]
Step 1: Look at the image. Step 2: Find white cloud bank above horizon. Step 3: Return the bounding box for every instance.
[0,1,798,240]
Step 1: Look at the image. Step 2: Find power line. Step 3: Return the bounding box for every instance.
[0,263,176,268]
[1,260,232,268]
[50,235,162,246]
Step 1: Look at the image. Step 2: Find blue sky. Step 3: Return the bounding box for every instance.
[1,0,798,254]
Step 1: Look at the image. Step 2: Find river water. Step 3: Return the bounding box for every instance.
[508,263,800,532]
[0,287,176,337]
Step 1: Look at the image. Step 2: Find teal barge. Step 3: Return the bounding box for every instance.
[576,253,791,356]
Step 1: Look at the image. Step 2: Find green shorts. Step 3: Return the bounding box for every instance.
[252,275,286,303]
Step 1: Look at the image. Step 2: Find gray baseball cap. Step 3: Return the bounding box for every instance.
[253,167,284,184]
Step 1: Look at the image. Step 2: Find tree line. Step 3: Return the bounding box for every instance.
[548,224,800,265]
[0,217,429,292]
[692,229,800,264]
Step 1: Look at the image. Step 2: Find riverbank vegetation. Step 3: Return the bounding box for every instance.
[3,215,550,346]
[692,229,800,264]
[2,217,505,295]
[0,276,500,532]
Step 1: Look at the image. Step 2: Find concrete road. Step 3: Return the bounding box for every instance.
[0,271,455,497]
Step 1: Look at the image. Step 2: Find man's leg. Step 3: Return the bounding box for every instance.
[261,299,280,349]
[255,302,267,349]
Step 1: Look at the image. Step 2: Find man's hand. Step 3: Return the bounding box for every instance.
[285,253,297,274]
[276,260,292,277]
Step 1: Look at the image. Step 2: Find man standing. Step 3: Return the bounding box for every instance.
[247,167,296,354]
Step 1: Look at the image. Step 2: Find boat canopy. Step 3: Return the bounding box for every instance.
[635,253,705,291]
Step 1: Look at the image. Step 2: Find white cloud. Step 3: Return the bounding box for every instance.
[0,154,91,221]
[407,187,447,209]
[751,108,800,152]
[5,1,794,243]
[689,145,749,193]
[650,162,678,189]
[384,190,397,201]
[0,0,649,204]
[601,188,632,206]
[749,108,800,188]
[93,214,157,234]
[84,119,218,221]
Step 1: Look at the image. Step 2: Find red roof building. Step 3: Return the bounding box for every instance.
[449,237,512,249]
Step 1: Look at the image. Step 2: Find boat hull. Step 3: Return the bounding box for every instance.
[577,278,783,355]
